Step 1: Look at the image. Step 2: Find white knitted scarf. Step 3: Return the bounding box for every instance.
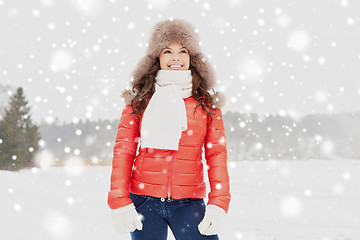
[140,70,193,150]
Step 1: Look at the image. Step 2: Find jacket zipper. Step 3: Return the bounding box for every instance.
[167,150,175,202]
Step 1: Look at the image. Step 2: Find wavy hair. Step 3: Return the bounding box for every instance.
[130,59,216,121]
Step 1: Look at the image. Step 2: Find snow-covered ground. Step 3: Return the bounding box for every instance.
[1,159,359,240]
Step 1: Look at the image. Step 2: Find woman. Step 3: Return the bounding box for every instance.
[108,19,230,240]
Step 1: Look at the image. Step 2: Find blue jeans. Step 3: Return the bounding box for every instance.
[129,193,219,240]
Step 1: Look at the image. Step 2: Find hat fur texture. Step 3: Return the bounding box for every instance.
[128,18,225,108]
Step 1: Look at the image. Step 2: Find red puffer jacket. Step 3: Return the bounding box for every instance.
[108,96,231,213]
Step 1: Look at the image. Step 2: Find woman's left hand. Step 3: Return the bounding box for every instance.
[198,204,226,236]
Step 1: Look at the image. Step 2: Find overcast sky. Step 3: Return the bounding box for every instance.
[1,0,360,124]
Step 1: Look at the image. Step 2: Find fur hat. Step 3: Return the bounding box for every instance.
[124,18,225,108]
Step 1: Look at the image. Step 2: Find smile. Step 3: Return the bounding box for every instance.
[168,65,183,70]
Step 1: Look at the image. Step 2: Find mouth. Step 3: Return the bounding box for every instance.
[168,64,184,70]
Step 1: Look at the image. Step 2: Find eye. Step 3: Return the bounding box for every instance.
[181,50,188,53]
[164,50,171,54]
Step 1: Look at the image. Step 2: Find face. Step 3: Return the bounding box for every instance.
[159,42,190,71]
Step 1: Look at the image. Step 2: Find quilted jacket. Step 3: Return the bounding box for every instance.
[108,96,231,213]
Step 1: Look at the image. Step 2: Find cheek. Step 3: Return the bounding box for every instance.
[159,56,167,67]
[184,56,190,68]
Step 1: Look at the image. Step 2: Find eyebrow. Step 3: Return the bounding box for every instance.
[163,47,187,50]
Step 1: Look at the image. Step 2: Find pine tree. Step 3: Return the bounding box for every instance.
[0,87,41,171]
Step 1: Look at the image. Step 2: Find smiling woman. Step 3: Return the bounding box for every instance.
[159,42,190,71]
[108,19,230,240]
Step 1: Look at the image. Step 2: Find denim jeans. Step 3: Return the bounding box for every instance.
[129,192,219,240]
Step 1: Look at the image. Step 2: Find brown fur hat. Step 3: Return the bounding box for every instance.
[128,18,225,108]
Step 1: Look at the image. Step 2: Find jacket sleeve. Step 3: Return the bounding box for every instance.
[204,108,231,213]
[108,104,140,209]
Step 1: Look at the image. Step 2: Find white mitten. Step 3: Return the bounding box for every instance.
[198,204,226,236]
[111,203,143,233]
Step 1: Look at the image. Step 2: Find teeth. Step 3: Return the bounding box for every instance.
[170,65,182,68]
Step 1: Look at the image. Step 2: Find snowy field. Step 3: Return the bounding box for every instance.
[1,159,360,240]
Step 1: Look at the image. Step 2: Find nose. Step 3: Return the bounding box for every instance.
[172,53,180,61]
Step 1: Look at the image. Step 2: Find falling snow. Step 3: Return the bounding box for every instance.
[1,1,360,240]
[0,1,358,123]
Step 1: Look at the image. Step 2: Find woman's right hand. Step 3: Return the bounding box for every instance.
[111,203,143,233]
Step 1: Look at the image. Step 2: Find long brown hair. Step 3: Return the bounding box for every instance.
[130,59,216,120]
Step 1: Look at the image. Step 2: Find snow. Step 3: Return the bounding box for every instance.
[287,30,310,52]
[1,159,359,240]
[1,1,359,123]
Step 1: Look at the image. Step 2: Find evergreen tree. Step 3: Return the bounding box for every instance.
[0,87,41,171]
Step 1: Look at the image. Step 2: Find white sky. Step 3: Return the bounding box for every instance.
[1,0,360,123]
